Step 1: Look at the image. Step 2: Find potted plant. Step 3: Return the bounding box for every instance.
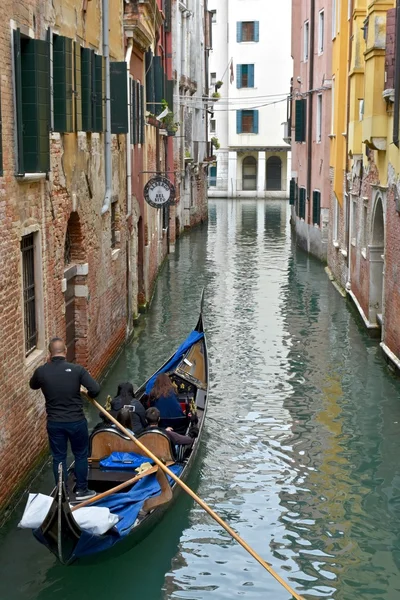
[158,99,180,136]
[211,91,220,99]
[211,136,220,150]
[215,81,223,90]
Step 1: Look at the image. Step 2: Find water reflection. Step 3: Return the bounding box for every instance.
[2,200,400,600]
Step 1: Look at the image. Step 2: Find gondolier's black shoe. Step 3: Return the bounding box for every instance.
[75,488,96,501]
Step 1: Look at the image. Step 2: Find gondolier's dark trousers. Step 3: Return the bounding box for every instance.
[47,419,89,491]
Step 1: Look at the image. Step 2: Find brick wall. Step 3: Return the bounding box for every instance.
[383,184,400,357]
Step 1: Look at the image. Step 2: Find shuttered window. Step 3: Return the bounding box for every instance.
[236,64,254,89]
[289,178,296,205]
[145,51,155,114]
[237,110,259,134]
[130,79,136,145]
[153,55,163,113]
[93,54,105,133]
[110,61,128,134]
[21,233,37,356]
[13,30,50,175]
[313,190,321,225]
[237,22,259,42]
[53,35,73,133]
[140,84,145,144]
[81,48,93,131]
[295,98,306,142]
[299,187,306,219]
[74,42,82,131]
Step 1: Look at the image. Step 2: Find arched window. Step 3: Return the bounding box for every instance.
[266,156,282,191]
[242,156,257,191]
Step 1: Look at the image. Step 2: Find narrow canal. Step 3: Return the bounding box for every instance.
[2,199,400,600]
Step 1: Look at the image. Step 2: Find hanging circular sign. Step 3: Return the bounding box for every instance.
[144,176,175,209]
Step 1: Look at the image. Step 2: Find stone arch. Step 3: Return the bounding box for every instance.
[266,156,282,191]
[369,193,385,326]
[64,212,87,363]
[242,155,257,191]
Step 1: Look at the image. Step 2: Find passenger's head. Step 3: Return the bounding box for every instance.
[152,373,174,399]
[116,407,133,430]
[48,337,66,358]
[116,382,135,401]
[145,406,160,426]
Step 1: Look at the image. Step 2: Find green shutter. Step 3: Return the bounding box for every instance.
[299,188,306,219]
[254,21,260,42]
[248,64,254,88]
[13,29,24,175]
[164,0,171,32]
[145,51,155,114]
[166,79,174,114]
[53,35,73,133]
[253,110,259,134]
[236,110,242,133]
[313,190,321,225]
[295,99,306,142]
[110,61,128,134]
[20,38,50,173]
[81,48,93,132]
[237,22,243,42]
[289,178,295,205]
[93,54,105,132]
[154,56,163,113]
[140,84,145,144]
[74,42,82,131]
[236,65,242,89]
[130,79,136,145]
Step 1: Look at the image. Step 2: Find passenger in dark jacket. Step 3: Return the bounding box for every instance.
[29,337,100,500]
[145,407,198,447]
[149,373,184,418]
[101,382,147,435]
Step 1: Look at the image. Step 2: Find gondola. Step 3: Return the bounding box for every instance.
[29,307,208,565]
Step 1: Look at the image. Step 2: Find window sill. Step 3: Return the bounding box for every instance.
[340,248,348,257]
[361,248,367,259]
[351,238,356,247]
[328,134,336,139]
[333,241,339,248]
[25,348,45,369]
[16,173,47,182]
[111,248,121,261]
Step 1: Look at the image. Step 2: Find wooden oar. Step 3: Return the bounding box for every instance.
[71,463,172,512]
[89,398,304,600]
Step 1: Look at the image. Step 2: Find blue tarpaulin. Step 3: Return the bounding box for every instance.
[71,464,183,558]
[99,452,154,471]
[145,330,204,394]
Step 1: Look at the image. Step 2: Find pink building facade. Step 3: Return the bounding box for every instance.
[290,0,332,261]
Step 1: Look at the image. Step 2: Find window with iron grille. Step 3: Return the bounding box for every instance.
[21,234,37,356]
[111,201,117,249]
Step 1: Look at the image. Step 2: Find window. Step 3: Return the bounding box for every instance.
[210,72,216,86]
[316,94,322,142]
[53,35,73,133]
[211,10,216,23]
[266,156,282,191]
[359,99,364,121]
[236,110,259,134]
[210,119,216,133]
[318,11,325,54]
[351,197,357,245]
[110,61,128,134]
[21,234,37,356]
[81,48,105,133]
[236,64,255,89]
[209,165,217,187]
[111,201,117,249]
[304,21,309,61]
[313,190,321,225]
[348,0,352,20]
[332,0,337,38]
[299,188,306,219]
[289,178,296,205]
[130,79,145,145]
[295,99,306,142]
[242,156,257,191]
[13,30,50,175]
[237,22,259,43]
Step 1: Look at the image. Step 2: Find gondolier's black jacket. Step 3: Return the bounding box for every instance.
[30,357,100,422]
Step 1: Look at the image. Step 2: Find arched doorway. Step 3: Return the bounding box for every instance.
[242,156,257,191]
[369,196,385,325]
[266,156,282,191]
[64,212,86,363]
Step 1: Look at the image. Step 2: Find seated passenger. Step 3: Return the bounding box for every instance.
[99,382,147,435]
[149,374,184,419]
[145,407,197,447]
[114,407,134,435]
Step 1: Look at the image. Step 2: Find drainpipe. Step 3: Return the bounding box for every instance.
[307,0,315,225]
[101,0,112,215]
[345,2,354,284]
[126,38,133,217]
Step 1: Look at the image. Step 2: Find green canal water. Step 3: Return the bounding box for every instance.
[1,199,400,599]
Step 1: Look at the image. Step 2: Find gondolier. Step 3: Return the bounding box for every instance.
[29,337,100,501]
